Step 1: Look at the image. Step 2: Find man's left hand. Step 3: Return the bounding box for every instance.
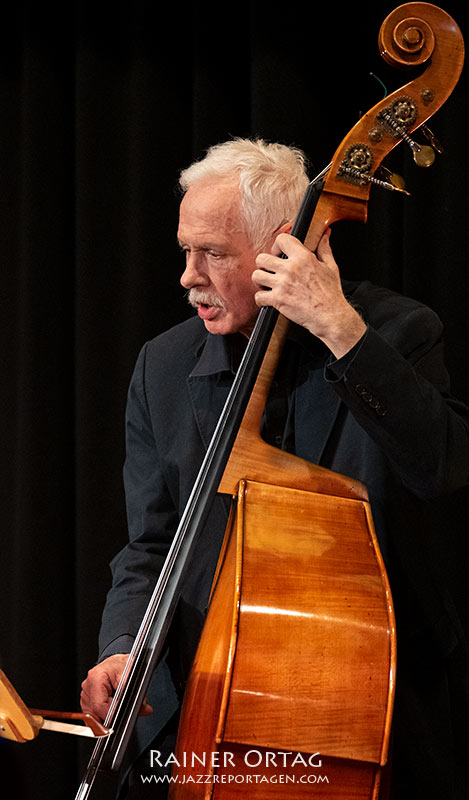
[252,228,366,359]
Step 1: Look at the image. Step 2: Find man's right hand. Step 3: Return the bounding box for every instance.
[80,654,153,721]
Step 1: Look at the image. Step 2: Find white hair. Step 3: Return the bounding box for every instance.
[178,138,310,251]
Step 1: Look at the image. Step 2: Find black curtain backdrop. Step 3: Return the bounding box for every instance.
[0,2,468,797]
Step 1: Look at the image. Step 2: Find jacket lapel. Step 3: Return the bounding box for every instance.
[186,373,232,451]
[186,332,235,450]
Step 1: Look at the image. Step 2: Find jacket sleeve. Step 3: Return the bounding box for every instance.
[324,304,469,498]
[98,342,178,658]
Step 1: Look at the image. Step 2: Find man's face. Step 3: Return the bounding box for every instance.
[177,179,261,337]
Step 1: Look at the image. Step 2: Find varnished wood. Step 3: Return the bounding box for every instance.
[29,708,112,737]
[224,481,395,763]
[304,2,465,252]
[171,479,396,798]
[211,745,383,800]
[303,192,367,253]
[0,668,41,742]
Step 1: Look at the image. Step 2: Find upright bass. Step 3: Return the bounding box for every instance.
[75,4,465,799]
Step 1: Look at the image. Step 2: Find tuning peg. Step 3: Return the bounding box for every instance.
[408,139,435,167]
[374,176,411,195]
[378,166,408,191]
[377,108,436,167]
[339,165,411,195]
[390,129,435,167]
[420,125,444,154]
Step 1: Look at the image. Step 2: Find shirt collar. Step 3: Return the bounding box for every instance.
[190,330,247,377]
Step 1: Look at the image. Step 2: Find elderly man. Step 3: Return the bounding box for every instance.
[81,138,469,798]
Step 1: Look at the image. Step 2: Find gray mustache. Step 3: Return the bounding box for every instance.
[187,289,226,309]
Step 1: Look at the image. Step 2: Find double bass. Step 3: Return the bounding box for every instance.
[74,4,464,798]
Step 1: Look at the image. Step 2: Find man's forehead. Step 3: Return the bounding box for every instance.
[178,180,246,241]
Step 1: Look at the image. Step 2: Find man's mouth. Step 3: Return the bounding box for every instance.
[196,303,220,321]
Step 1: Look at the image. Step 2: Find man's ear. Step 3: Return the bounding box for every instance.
[278,221,293,235]
[261,220,294,255]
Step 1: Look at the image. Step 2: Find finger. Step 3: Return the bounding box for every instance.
[80,682,112,720]
[270,237,284,257]
[252,267,275,290]
[273,231,311,259]
[81,670,112,704]
[254,288,275,309]
[255,251,282,272]
[139,698,154,717]
[271,231,300,257]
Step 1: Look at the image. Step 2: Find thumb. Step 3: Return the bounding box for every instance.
[316,227,332,259]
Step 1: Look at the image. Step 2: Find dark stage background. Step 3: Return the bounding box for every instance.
[0,1,468,797]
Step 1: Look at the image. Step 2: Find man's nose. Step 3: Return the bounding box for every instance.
[180,252,209,289]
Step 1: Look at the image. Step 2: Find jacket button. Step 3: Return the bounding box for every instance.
[354,384,368,396]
